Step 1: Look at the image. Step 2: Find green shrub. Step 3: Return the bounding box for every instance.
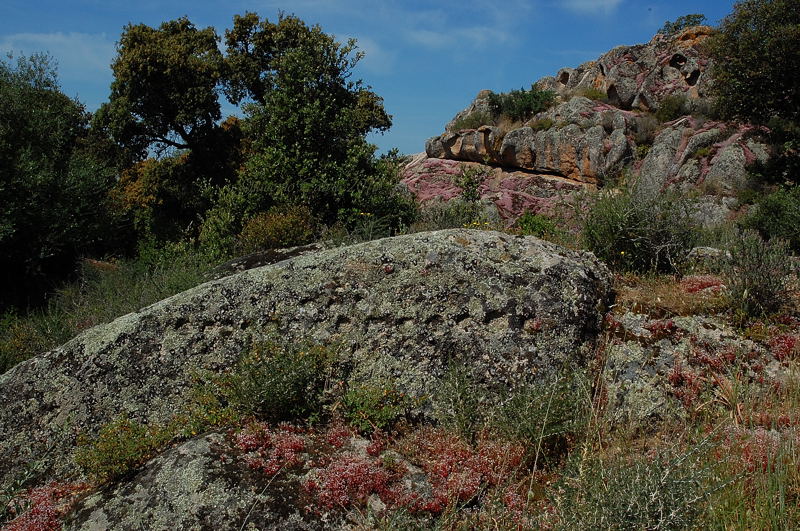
[555,439,716,530]
[724,230,792,318]
[529,117,555,131]
[742,186,800,252]
[632,113,660,146]
[226,341,335,422]
[432,364,484,442]
[656,94,690,122]
[658,14,707,36]
[492,371,591,465]
[344,381,416,433]
[237,205,317,254]
[451,110,494,131]
[409,200,489,233]
[573,87,607,101]
[516,212,559,239]
[488,85,556,122]
[580,186,696,273]
[74,416,174,482]
[454,164,489,203]
[748,117,800,186]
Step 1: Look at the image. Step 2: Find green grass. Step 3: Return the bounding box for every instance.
[0,242,218,374]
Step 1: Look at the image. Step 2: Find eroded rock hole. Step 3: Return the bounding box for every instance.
[559,71,570,85]
[599,63,606,76]
[606,84,622,107]
[669,53,687,69]
[685,69,701,86]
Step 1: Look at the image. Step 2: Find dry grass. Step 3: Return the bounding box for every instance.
[613,273,729,318]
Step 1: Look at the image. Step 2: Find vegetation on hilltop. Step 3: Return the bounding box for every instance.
[3,1,800,528]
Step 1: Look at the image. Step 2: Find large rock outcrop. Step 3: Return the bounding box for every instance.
[635,117,770,195]
[0,229,613,491]
[427,97,635,185]
[412,27,772,225]
[400,156,586,223]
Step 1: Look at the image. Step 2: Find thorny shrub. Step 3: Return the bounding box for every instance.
[724,230,793,318]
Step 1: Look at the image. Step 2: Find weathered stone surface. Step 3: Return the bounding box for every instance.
[428,98,635,184]
[636,119,770,195]
[603,312,772,425]
[428,27,724,187]
[64,433,322,530]
[0,229,613,490]
[401,156,587,223]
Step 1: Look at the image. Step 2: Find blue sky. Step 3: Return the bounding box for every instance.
[1,1,736,155]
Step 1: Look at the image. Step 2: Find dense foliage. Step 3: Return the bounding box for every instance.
[743,186,800,251]
[657,14,707,36]
[1,12,413,312]
[0,54,121,310]
[709,0,800,185]
[580,186,696,274]
[710,0,800,124]
[487,84,555,122]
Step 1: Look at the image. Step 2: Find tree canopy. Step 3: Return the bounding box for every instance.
[0,54,120,309]
[95,17,225,160]
[709,0,800,124]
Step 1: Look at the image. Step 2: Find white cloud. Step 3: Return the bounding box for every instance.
[350,35,396,76]
[560,0,623,15]
[0,31,115,85]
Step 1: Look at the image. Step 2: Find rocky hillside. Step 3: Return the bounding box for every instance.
[404,26,768,224]
[0,230,614,528]
[2,23,799,530]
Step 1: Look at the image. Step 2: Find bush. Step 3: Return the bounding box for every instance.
[451,110,494,131]
[724,230,792,318]
[237,205,317,254]
[516,212,560,239]
[658,14,707,36]
[492,371,591,465]
[572,87,607,101]
[655,94,690,122]
[580,186,696,273]
[74,416,174,482]
[432,364,484,442]
[454,164,488,203]
[409,200,490,233]
[529,117,555,131]
[343,381,416,433]
[631,113,660,146]
[488,85,556,122]
[747,117,800,186]
[555,440,716,529]
[742,186,800,252]
[226,341,335,422]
